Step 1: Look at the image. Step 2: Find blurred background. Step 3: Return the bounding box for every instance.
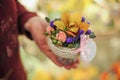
[18,0,120,80]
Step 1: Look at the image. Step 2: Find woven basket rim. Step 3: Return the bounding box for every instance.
[47,37,79,59]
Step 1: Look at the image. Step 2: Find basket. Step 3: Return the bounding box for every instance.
[47,37,80,60]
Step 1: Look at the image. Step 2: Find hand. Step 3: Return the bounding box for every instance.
[24,16,80,69]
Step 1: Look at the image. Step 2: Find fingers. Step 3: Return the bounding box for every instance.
[64,66,71,70]
[63,63,77,69]
[72,63,78,69]
[43,46,80,69]
[51,56,72,69]
[60,59,80,70]
[48,50,78,69]
[53,58,63,67]
[43,49,63,67]
[76,59,80,64]
[72,59,80,69]
[69,59,79,68]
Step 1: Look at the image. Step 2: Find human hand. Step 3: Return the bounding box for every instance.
[24,16,80,69]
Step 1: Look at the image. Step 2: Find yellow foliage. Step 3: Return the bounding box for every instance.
[32,69,53,80]
[57,66,98,80]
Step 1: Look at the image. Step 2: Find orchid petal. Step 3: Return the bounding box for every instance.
[79,22,90,32]
[53,21,65,30]
[68,27,79,33]
[69,12,82,26]
[61,12,70,27]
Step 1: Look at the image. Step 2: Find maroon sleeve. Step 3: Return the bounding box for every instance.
[16,1,37,39]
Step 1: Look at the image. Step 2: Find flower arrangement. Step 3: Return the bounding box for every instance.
[44,12,97,64]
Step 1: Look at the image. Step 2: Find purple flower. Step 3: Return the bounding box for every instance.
[85,29,91,35]
[86,22,90,25]
[81,17,85,22]
[72,37,76,42]
[66,37,76,43]
[76,30,84,39]
[66,37,73,43]
[50,20,56,29]
[79,30,84,34]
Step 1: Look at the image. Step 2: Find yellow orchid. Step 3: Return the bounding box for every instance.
[80,22,90,32]
[69,12,82,26]
[53,12,90,36]
[61,12,70,27]
[53,21,65,30]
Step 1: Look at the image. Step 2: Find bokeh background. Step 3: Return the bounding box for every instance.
[18,0,120,80]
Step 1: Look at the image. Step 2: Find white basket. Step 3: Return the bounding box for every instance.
[47,37,79,60]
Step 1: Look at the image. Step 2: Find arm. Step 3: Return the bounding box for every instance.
[16,1,79,69]
[24,16,79,69]
[16,1,37,39]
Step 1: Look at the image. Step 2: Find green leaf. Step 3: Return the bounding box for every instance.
[54,18,61,21]
[45,17,51,23]
[74,43,80,48]
[68,44,74,48]
[55,28,60,33]
[89,32,96,38]
[43,32,49,36]
[50,35,56,39]
[52,39,58,44]
[51,31,56,35]
[62,43,68,47]
[63,27,68,31]
[57,41,63,46]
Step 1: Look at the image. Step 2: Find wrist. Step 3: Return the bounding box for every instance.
[24,16,42,32]
[24,16,48,33]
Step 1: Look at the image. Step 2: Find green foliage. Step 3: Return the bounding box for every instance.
[89,32,96,38]
[45,17,51,23]
[44,32,49,36]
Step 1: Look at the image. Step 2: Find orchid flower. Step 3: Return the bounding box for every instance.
[53,12,90,37]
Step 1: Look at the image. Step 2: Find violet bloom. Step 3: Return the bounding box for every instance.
[81,17,85,22]
[77,30,84,39]
[66,37,73,43]
[72,37,76,42]
[79,30,84,34]
[85,29,91,35]
[86,22,90,25]
[66,37,76,43]
[50,20,56,29]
